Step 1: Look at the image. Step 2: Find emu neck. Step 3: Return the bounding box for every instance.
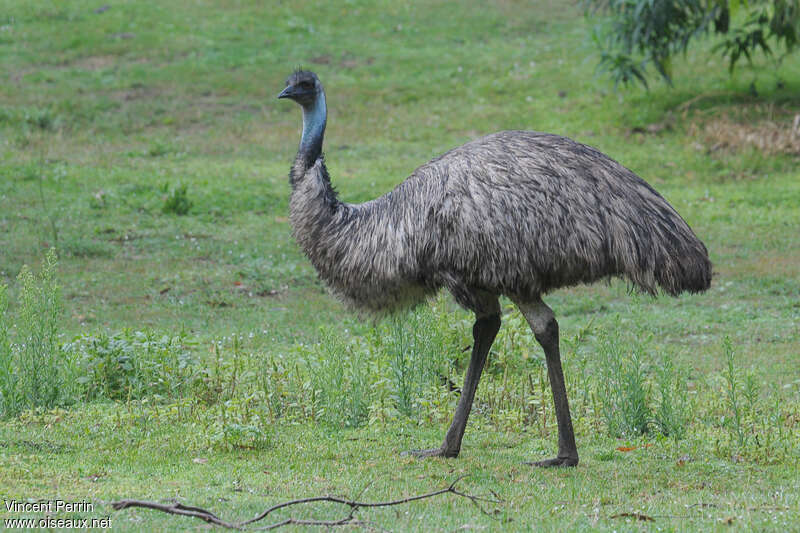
[289,88,342,257]
[298,91,327,170]
[289,87,346,275]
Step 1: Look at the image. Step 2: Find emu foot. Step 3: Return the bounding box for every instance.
[525,456,578,468]
[401,446,458,459]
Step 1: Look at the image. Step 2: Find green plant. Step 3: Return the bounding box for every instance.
[374,305,454,418]
[652,353,691,439]
[0,283,20,416]
[33,163,60,247]
[585,0,800,87]
[714,0,800,73]
[305,329,371,428]
[67,329,197,402]
[559,319,595,422]
[722,336,748,447]
[148,141,173,157]
[205,397,273,451]
[0,249,71,417]
[162,184,193,215]
[16,249,66,411]
[491,308,544,375]
[258,353,311,422]
[595,323,652,437]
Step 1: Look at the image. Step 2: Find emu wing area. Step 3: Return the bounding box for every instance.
[397,131,710,298]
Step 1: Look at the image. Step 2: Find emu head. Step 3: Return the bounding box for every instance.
[277,70,321,108]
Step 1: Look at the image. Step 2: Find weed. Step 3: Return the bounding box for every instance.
[0,249,72,417]
[0,284,18,415]
[722,336,747,447]
[67,329,196,402]
[595,323,652,438]
[196,336,258,406]
[0,106,58,131]
[305,329,370,428]
[377,306,452,417]
[491,307,544,374]
[561,320,594,421]
[148,142,173,157]
[260,303,461,428]
[35,164,60,247]
[205,396,273,451]
[25,107,57,131]
[162,184,193,215]
[652,354,691,439]
[256,352,306,422]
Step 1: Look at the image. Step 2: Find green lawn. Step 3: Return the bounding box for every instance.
[1,0,799,531]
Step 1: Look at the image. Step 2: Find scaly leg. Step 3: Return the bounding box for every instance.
[515,298,578,467]
[404,312,501,458]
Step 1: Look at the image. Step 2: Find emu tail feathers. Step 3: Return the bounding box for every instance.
[651,234,711,296]
[612,200,711,297]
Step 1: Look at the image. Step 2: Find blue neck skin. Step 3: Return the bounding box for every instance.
[299,91,327,168]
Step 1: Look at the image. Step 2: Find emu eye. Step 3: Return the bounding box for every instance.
[299,80,313,90]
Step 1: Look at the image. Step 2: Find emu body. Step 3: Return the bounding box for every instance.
[279,71,711,465]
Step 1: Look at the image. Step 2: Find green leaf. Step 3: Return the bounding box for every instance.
[729,0,741,19]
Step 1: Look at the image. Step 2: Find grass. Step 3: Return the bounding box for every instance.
[0,0,799,530]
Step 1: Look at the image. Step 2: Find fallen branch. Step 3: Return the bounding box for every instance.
[111,476,501,530]
[111,500,238,529]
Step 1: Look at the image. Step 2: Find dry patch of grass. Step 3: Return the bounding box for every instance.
[737,249,800,280]
[110,85,161,102]
[690,108,800,155]
[68,55,120,71]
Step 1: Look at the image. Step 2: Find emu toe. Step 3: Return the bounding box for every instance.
[401,447,458,459]
[525,456,579,468]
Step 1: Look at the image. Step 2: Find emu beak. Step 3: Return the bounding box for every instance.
[277,86,293,99]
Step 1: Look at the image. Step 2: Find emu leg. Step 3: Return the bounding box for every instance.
[516,299,579,467]
[404,313,501,458]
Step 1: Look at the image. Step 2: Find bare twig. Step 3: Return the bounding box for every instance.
[111,476,501,530]
[110,499,238,529]
[255,514,369,531]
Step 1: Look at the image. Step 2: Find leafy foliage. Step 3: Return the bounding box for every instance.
[585,0,800,87]
[67,329,196,401]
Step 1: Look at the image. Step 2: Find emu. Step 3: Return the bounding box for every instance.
[278,70,711,466]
